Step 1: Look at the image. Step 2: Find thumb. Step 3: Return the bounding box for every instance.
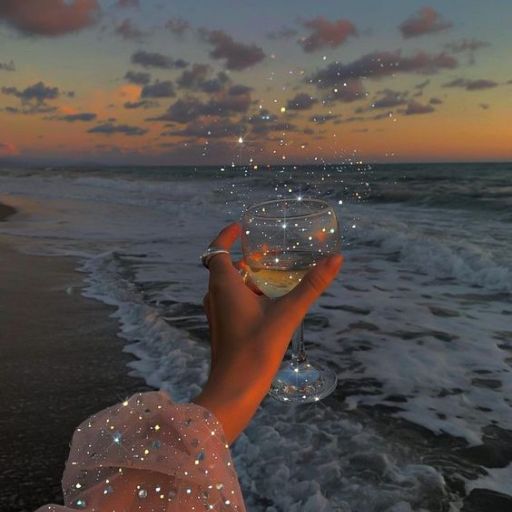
[276,254,343,322]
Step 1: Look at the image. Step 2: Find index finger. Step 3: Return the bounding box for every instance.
[207,223,241,275]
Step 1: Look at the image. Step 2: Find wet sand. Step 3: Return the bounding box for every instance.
[0,204,149,511]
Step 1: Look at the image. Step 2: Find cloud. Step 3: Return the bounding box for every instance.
[444,38,489,53]
[248,109,298,134]
[479,103,490,110]
[267,26,298,40]
[162,119,243,138]
[124,70,151,85]
[0,0,100,36]
[166,17,190,36]
[150,88,252,123]
[299,17,357,53]
[131,50,188,70]
[320,79,366,103]
[117,0,138,7]
[371,89,408,109]
[114,19,145,41]
[177,63,211,89]
[228,84,252,96]
[402,100,435,115]
[310,50,457,86]
[0,141,18,155]
[443,78,498,90]
[399,7,452,38]
[55,112,97,122]
[3,104,58,115]
[429,97,443,105]
[2,81,62,102]
[200,29,265,70]
[141,80,176,98]
[286,92,317,110]
[88,122,148,136]
[308,113,341,124]
[124,99,158,109]
[0,60,15,71]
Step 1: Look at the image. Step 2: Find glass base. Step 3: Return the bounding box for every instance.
[269,359,338,403]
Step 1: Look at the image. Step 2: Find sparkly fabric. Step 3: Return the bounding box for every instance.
[35,391,246,511]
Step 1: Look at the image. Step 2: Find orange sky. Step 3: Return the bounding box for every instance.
[0,0,511,165]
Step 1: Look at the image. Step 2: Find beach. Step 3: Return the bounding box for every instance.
[0,204,148,512]
[1,163,512,511]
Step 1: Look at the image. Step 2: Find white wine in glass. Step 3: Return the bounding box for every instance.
[241,198,340,403]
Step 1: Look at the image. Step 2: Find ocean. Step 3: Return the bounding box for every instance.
[1,162,511,511]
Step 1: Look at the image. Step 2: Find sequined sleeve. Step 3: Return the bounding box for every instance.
[35,391,246,511]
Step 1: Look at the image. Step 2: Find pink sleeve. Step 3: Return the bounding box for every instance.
[35,391,246,511]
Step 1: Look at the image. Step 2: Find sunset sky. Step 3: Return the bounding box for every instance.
[0,0,511,165]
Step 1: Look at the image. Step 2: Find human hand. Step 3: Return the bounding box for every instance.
[193,223,343,443]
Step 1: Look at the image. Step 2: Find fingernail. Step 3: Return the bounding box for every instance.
[325,254,343,270]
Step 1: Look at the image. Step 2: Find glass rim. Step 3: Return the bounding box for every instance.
[243,198,333,220]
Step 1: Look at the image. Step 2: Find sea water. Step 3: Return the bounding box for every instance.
[1,162,511,511]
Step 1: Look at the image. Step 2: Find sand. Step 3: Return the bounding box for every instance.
[0,204,149,512]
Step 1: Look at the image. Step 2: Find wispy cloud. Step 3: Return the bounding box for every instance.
[88,122,147,136]
[399,7,452,39]
[131,50,188,70]
[299,17,357,53]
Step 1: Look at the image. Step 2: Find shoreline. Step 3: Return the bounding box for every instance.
[0,202,149,512]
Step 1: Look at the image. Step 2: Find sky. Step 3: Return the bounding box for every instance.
[0,0,511,165]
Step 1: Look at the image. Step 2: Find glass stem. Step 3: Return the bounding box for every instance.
[291,322,307,366]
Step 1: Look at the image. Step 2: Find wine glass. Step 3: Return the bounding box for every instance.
[241,198,340,403]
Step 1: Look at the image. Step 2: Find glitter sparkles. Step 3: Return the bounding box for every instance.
[237,136,244,144]
[138,488,148,499]
[75,499,87,508]
[154,424,160,431]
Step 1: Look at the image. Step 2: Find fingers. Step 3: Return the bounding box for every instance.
[207,223,241,276]
[277,254,343,322]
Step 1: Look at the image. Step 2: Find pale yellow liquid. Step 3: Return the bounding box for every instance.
[246,251,316,298]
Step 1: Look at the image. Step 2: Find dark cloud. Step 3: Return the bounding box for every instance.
[88,122,148,136]
[3,104,58,115]
[309,50,457,86]
[2,81,61,102]
[371,89,408,109]
[149,89,252,123]
[479,103,490,110]
[124,99,158,109]
[141,80,176,98]
[444,39,490,53]
[299,17,357,53]
[124,70,151,85]
[429,97,443,105]
[131,50,188,70]
[55,112,97,122]
[162,119,243,138]
[177,63,210,88]
[399,7,452,39]
[177,64,231,94]
[117,0,138,7]
[115,19,145,41]
[308,113,341,124]
[267,26,298,40]
[0,60,15,71]
[228,84,252,96]
[402,100,435,115]
[200,29,265,70]
[322,79,366,103]
[165,17,190,36]
[248,109,298,134]
[0,0,100,36]
[443,78,498,90]
[286,92,317,110]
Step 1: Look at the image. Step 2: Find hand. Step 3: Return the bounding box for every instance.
[193,223,343,444]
